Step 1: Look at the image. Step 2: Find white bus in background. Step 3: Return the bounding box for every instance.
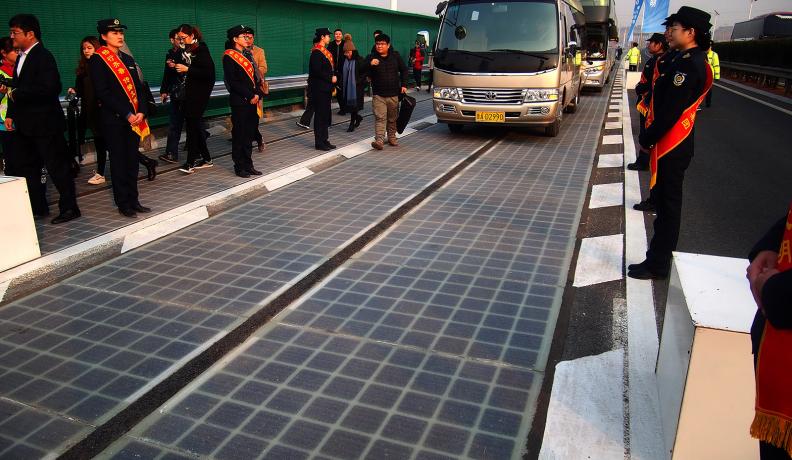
[580,0,619,89]
[432,0,586,137]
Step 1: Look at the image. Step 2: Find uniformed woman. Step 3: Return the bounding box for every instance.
[308,28,336,151]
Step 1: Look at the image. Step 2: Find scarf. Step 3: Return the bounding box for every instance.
[312,43,334,70]
[343,58,357,108]
[751,200,792,456]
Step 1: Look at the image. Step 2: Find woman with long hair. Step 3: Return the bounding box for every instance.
[174,24,216,174]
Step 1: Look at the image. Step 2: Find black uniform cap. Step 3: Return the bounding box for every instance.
[663,6,712,31]
[315,27,331,37]
[97,18,128,34]
[227,25,254,39]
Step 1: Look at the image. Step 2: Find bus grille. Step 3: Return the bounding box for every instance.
[462,89,525,105]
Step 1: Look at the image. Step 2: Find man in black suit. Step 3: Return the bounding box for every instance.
[308,28,336,151]
[89,19,151,218]
[3,14,79,223]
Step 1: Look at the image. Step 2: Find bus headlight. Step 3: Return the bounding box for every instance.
[524,89,559,102]
[433,87,463,101]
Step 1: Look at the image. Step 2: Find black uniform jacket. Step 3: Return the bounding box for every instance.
[308,49,334,95]
[327,40,345,76]
[88,49,149,127]
[639,47,707,149]
[223,51,264,107]
[7,42,65,136]
[635,54,658,103]
[182,42,216,118]
[749,216,792,357]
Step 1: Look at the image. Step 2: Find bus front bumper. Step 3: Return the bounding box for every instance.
[433,100,561,126]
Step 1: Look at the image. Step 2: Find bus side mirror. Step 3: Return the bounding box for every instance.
[436,1,448,16]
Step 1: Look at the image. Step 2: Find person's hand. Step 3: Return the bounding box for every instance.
[747,250,778,307]
[67,88,76,95]
[160,92,169,103]
[401,87,407,94]
[167,59,176,68]
[175,64,189,73]
[127,113,144,126]
[753,268,781,310]
[331,75,338,84]
[371,59,380,66]
[250,94,260,105]
[4,118,13,131]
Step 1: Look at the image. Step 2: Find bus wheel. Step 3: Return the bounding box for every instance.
[448,124,464,133]
[545,116,561,137]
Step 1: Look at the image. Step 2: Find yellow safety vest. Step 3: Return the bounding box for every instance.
[707,50,721,80]
[627,47,641,65]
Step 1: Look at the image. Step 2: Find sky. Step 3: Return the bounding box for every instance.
[328,0,791,29]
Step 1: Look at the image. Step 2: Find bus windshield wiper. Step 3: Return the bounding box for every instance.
[440,48,494,61]
[489,49,549,61]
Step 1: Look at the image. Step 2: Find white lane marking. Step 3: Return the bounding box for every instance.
[716,79,792,105]
[715,83,792,117]
[590,183,624,209]
[264,167,314,191]
[622,69,665,459]
[605,121,622,130]
[121,207,209,253]
[607,113,621,119]
[602,134,623,145]
[539,350,625,460]
[573,234,624,287]
[598,154,624,168]
[609,104,620,110]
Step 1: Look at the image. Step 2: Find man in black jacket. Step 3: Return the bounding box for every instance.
[89,18,151,218]
[327,29,346,115]
[308,28,337,151]
[3,14,79,223]
[366,34,407,150]
[159,28,185,164]
[223,25,264,178]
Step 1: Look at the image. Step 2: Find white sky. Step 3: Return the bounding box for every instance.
[329,0,792,28]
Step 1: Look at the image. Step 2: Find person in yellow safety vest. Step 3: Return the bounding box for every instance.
[705,45,720,107]
[627,42,641,71]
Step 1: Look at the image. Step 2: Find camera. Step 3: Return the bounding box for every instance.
[0,75,15,88]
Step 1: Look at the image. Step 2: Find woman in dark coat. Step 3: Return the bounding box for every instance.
[339,34,366,132]
[174,24,216,174]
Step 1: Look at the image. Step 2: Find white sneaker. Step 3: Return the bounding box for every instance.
[87,173,105,185]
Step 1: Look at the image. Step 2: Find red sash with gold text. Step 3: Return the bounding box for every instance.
[647,61,713,188]
[96,47,150,139]
[312,44,334,70]
[224,49,263,118]
[751,202,792,456]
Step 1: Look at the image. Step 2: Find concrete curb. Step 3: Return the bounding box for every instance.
[0,115,437,305]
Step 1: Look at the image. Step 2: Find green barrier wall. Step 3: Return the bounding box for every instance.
[5,0,437,114]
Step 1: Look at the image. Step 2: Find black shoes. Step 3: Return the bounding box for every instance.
[315,143,336,151]
[50,208,80,225]
[627,161,648,171]
[158,153,178,164]
[296,121,310,129]
[144,158,158,181]
[326,143,336,150]
[347,122,355,132]
[354,114,363,128]
[235,168,251,178]
[627,261,669,280]
[248,168,263,176]
[132,204,151,213]
[633,200,656,212]
[338,110,347,116]
[118,208,137,218]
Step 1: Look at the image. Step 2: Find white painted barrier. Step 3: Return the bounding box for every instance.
[0,176,41,272]
[656,252,759,459]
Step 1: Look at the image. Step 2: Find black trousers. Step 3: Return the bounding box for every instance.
[185,116,211,165]
[104,123,141,210]
[299,95,314,127]
[93,135,109,176]
[761,442,791,460]
[14,132,77,215]
[313,90,331,147]
[705,88,713,107]
[231,104,257,173]
[646,141,693,270]
[413,68,422,87]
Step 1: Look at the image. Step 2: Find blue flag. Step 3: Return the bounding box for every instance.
[643,0,670,33]
[625,0,645,46]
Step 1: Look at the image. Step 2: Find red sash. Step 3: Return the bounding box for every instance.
[751,202,792,456]
[647,59,713,189]
[224,49,263,118]
[96,47,150,139]
[312,44,334,70]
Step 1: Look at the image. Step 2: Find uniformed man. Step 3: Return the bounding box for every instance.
[626,42,641,72]
[223,25,264,178]
[629,33,668,174]
[89,18,151,218]
[628,6,714,280]
[309,27,336,151]
[705,44,720,107]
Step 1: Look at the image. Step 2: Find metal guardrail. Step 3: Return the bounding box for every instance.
[61,74,309,110]
[720,61,792,95]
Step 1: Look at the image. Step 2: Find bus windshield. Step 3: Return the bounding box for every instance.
[585,24,608,59]
[435,0,560,73]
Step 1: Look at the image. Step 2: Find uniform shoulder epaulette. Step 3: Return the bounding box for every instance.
[682,52,691,59]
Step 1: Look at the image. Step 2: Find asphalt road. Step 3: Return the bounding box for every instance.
[676,83,792,258]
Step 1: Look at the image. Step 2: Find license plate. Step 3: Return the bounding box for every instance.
[475,111,505,123]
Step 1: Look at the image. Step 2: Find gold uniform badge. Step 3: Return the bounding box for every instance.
[673,72,686,86]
